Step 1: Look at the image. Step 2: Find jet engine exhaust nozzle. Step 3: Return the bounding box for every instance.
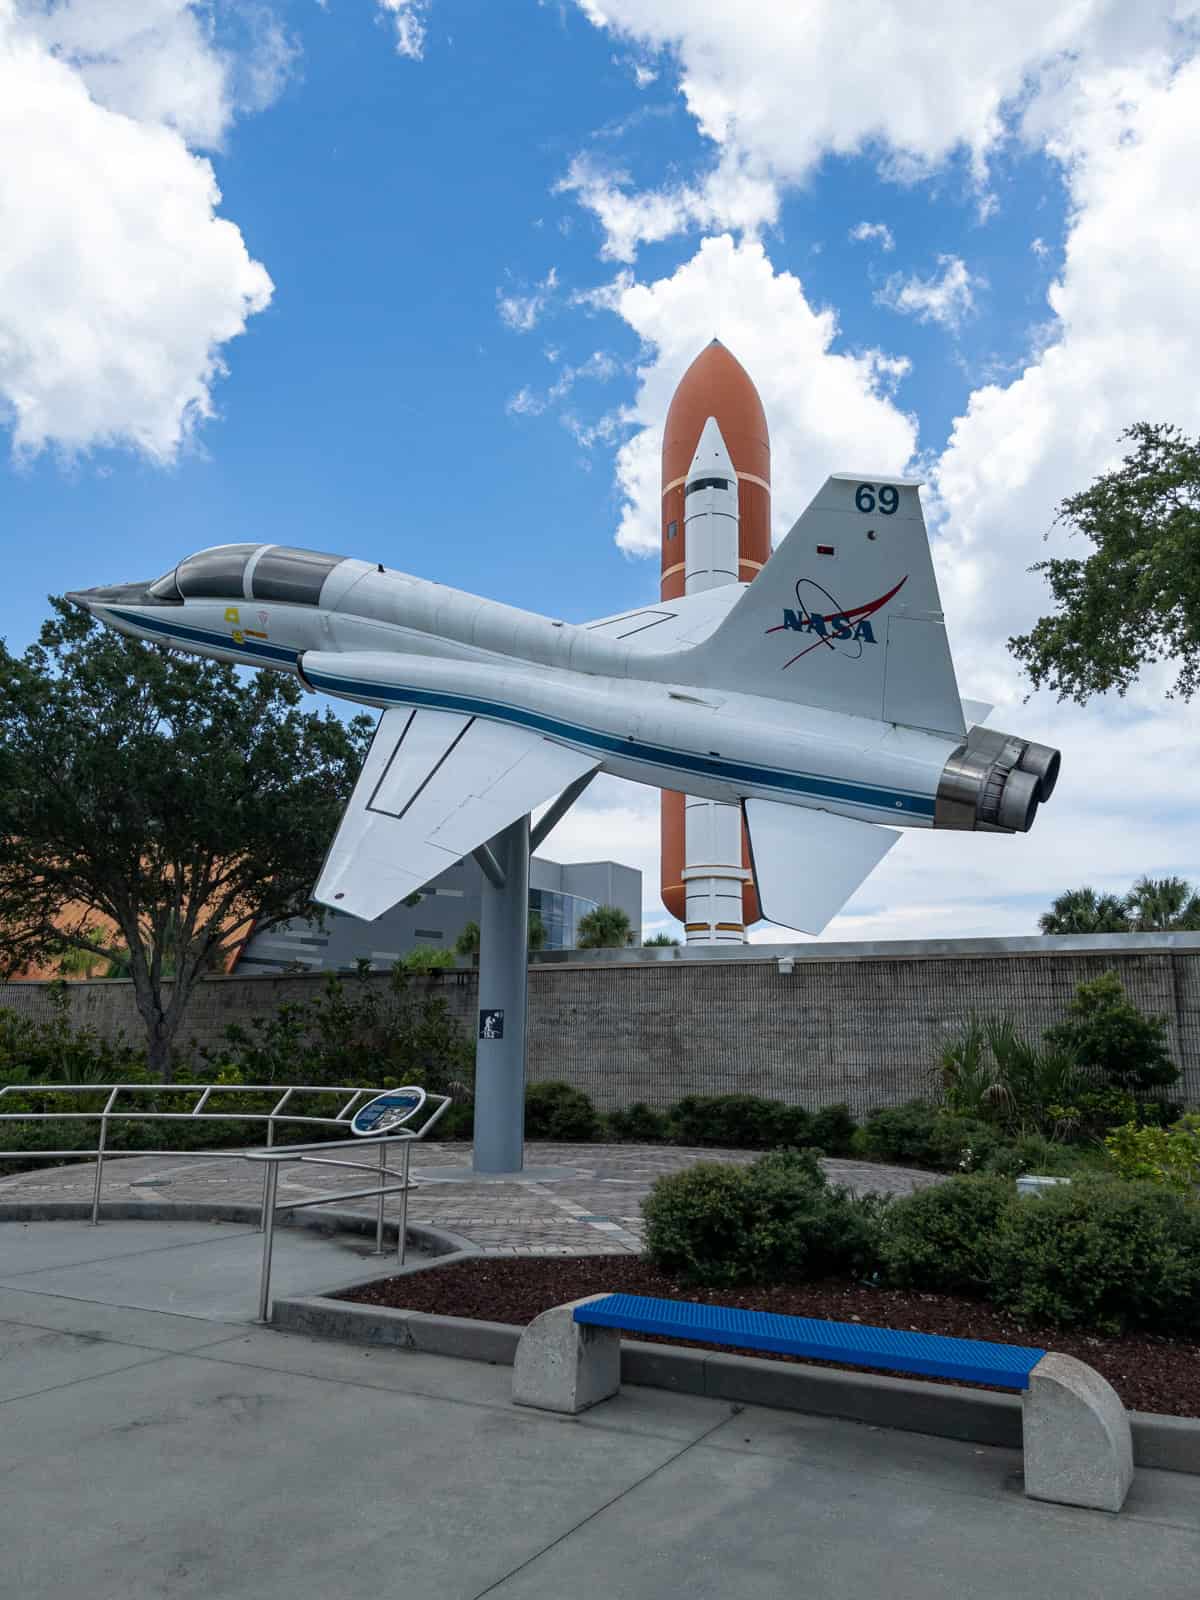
[935,726,1061,834]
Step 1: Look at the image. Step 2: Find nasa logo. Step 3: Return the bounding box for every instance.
[765,575,909,670]
[781,609,876,643]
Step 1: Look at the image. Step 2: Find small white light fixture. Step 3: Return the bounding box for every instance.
[777,955,795,976]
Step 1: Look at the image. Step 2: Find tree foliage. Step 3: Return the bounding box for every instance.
[575,904,634,949]
[0,602,372,1079]
[1010,422,1200,701]
[1039,876,1200,934]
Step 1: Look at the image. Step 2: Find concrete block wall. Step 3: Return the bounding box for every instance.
[3,937,1198,1115]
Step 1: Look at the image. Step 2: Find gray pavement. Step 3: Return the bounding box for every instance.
[0,1219,427,1324]
[0,1141,941,1255]
[0,1220,1197,1600]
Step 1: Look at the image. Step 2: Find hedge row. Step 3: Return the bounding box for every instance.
[643,1157,1200,1333]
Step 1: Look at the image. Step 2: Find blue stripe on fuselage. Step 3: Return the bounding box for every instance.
[106,607,935,819]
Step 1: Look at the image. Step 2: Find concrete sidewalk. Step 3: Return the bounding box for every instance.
[1,1221,1198,1600]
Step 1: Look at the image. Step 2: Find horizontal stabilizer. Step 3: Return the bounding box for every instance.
[684,475,965,738]
[743,798,899,935]
[315,706,597,920]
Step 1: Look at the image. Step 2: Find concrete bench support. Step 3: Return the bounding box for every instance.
[1023,1353,1133,1512]
[513,1294,621,1414]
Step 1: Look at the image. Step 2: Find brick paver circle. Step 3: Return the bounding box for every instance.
[0,1143,942,1256]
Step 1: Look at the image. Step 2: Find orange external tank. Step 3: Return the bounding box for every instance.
[660,340,770,927]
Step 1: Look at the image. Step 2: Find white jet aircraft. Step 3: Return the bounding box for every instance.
[68,475,1059,934]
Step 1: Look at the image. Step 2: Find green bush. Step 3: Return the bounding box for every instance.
[669,1094,812,1149]
[1044,971,1178,1093]
[1105,1115,1200,1192]
[642,1148,883,1286]
[808,1103,858,1156]
[202,963,472,1094]
[436,1098,476,1140]
[525,1081,599,1141]
[858,1100,939,1165]
[991,1178,1200,1332]
[926,1114,1005,1174]
[606,1102,671,1142]
[880,1176,1014,1295]
[400,945,456,972]
[977,1132,1096,1179]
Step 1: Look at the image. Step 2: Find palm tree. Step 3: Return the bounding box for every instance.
[576,905,635,949]
[1038,887,1130,935]
[644,931,680,947]
[1124,875,1200,931]
[528,910,547,952]
[455,921,480,960]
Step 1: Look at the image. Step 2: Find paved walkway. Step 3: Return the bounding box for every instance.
[0,1240,1195,1600]
[0,1143,941,1255]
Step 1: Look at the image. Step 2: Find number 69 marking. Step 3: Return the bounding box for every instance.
[854,483,899,515]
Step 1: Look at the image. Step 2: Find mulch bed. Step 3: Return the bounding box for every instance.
[339,1255,1200,1419]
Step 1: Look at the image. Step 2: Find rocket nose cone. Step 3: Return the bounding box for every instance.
[686,415,736,482]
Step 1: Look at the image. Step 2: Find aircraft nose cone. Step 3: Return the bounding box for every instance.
[65,591,93,613]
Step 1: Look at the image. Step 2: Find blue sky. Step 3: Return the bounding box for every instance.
[2,0,1199,940]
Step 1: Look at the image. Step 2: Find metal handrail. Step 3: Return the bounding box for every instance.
[0,1081,434,1228]
[242,1095,451,1320]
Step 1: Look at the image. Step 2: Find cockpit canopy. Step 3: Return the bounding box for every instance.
[147,544,346,607]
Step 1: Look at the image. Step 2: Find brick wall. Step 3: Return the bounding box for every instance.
[4,939,1198,1115]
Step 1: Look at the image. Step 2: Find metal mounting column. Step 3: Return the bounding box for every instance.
[472,814,530,1174]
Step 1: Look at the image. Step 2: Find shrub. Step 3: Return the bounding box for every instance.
[669,1094,812,1149]
[1044,971,1178,1093]
[808,1103,858,1156]
[991,1178,1200,1332]
[858,1100,939,1166]
[202,963,472,1094]
[606,1102,671,1143]
[401,945,455,972]
[977,1132,1096,1179]
[926,1114,1005,1174]
[524,1081,599,1141]
[879,1176,1013,1295]
[935,1014,1086,1135]
[437,1098,476,1140]
[642,1148,883,1286]
[1105,1115,1200,1193]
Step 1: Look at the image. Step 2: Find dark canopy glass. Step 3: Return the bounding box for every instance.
[251,546,345,606]
[175,545,260,600]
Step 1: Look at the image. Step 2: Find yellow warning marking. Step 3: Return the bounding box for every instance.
[224,606,240,624]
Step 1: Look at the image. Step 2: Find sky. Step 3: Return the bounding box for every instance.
[2,0,1199,943]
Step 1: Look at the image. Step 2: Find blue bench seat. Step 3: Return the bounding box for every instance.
[573,1293,1045,1390]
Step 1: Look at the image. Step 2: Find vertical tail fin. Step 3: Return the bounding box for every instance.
[682,474,964,737]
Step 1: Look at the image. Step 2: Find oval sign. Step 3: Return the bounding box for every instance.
[350,1086,427,1137]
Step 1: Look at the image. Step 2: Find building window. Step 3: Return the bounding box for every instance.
[414,929,442,941]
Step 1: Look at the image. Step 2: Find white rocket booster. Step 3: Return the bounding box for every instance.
[681,417,750,944]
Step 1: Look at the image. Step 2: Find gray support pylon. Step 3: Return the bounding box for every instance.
[472,814,531,1174]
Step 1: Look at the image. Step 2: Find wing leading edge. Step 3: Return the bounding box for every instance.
[315,706,597,921]
[743,799,899,936]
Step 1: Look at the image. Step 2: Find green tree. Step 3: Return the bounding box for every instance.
[1038,887,1130,935]
[453,910,544,960]
[1123,875,1200,932]
[644,931,680,947]
[576,904,635,949]
[1010,423,1200,701]
[0,602,372,1080]
[1044,972,1178,1093]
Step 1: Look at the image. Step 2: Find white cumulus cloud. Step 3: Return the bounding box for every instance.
[497,266,559,332]
[850,220,895,251]
[0,1,277,461]
[377,0,429,59]
[877,254,981,331]
[570,0,1200,256]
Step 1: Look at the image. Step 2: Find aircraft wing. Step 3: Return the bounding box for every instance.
[743,799,899,935]
[315,707,598,921]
